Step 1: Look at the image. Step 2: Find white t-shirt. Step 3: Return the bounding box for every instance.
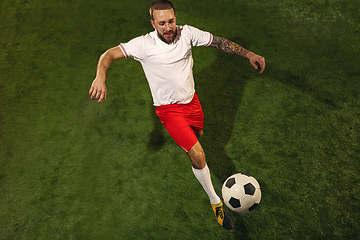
[119,25,213,106]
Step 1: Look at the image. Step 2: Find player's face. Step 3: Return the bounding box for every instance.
[151,9,177,44]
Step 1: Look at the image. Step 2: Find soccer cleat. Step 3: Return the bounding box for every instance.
[211,201,234,230]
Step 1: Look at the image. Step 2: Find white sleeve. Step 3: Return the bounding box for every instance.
[184,25,213,47]
[119,35,146,61]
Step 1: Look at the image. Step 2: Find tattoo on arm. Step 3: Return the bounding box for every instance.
[209,36,249,57]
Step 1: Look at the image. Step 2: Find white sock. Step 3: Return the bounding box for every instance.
[192,164,221,205]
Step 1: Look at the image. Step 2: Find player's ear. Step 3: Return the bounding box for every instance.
[151,20,156,29]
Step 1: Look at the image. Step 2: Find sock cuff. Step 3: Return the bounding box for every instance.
[192,163,208,171]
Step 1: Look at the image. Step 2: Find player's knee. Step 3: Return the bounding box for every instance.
[188,141,206,169]
[193,149,205,161]
[190,150,206,169]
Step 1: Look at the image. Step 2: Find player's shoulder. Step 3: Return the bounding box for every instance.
[132,31,157,45]
[179,25,199,38]
[181,25,195,35]
[122,32,156,51]
[181,25,209,39]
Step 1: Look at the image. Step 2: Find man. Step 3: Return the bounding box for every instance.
[89,0,265,230]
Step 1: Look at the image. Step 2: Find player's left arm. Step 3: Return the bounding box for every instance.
[209,36,265,73]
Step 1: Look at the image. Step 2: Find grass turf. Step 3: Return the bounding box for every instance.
[0,0,359,239]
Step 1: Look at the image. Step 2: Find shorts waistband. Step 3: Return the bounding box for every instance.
[155,93,198,110]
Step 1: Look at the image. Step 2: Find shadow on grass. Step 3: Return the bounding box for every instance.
[147,106,166,152]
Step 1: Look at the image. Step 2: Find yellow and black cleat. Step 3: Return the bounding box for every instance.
[211,201,234,230]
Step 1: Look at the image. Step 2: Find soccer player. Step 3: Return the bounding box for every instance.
[89,0,265,230]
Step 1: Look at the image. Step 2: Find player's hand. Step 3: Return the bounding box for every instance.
[89,76,107,103]
[246,52,265,73]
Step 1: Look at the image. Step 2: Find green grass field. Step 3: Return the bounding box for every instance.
[1,0,359,239]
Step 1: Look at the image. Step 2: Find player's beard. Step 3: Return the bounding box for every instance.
[158,28,177,44]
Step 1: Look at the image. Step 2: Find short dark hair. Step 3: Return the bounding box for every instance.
[150,0,175,20]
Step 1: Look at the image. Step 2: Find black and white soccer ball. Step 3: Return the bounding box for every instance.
[222,173,261,213]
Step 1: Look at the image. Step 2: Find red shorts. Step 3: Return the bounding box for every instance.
[156,93,204,152]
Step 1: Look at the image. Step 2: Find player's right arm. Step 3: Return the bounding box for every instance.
[89,46,125,102]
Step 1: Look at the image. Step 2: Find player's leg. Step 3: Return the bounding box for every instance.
[188,141,206,169]
[155,98,233,229]
[186,95,233,229]
[188,141,234,230]
[188,141,220,203]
